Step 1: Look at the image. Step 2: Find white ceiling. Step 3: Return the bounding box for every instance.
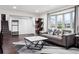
[0,5,74,15]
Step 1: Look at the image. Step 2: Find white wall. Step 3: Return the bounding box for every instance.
[39,13,48,32]
[19,18,35,34]
[9,15,35,34]
[0,9,36,34]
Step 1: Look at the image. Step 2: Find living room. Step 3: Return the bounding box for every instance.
[0,5,79,54]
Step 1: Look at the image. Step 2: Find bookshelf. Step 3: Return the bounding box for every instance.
[35,18,43,35]
[11,20,19,35]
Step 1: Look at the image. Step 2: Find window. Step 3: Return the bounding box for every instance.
[64,13,71,28]
[48,16,56,29]
[57,15,63,24]
[57,15,64,29]
[50,16,56,26]
[48,10,75,33]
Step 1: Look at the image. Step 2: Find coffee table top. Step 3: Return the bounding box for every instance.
[24,36,48,41]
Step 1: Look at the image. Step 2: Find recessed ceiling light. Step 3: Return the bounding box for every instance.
[35,10,39,13]
[13,6,16,9]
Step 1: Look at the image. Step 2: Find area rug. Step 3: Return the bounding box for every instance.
[16,44,79,54]
[13,41,79,54]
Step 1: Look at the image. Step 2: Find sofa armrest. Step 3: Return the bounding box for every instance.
[63,33,75,36]
[62,33,75,49]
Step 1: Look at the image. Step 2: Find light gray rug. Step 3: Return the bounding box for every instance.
[17,45,79,54]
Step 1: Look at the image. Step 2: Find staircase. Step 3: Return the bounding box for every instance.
[1,14,11,35]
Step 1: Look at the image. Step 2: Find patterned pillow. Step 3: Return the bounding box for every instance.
[53,29,58,35]
[48,28,56,35]
[53,29,63,36]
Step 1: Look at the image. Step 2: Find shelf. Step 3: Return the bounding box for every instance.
[11,20,19,35]
[11,32,19,35]
[35,18,43,34]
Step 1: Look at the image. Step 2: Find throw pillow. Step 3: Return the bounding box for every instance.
[53,29,63,36]
[57,30,61,35]
[48,29,52,34]
[53,29,58,35]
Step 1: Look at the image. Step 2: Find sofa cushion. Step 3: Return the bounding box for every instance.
[52,35,62,40]
[42,34,62,40]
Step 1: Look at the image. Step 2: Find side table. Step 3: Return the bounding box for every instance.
[75,35,79,48]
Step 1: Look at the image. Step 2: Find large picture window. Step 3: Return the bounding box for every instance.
[48,10,74,33]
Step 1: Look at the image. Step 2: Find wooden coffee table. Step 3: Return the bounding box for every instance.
[24,36,47,50]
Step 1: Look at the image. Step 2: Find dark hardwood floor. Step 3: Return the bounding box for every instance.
[2,34,34,54]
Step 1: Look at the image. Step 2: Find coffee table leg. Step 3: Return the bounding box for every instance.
[24,39,34,49]
[24,39,45,50]
[34,41,39,47]
[32,40,45,50]
[40,41,45,50]
[35,40,45,50]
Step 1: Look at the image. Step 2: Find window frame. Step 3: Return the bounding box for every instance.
[48,11,75,33]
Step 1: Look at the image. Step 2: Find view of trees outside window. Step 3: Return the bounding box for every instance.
[48,16,56,29]
[57,15,64,29]
[64,13,71,28]
[48,11,74,33]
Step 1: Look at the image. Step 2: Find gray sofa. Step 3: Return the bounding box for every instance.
[41,33,75,49]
